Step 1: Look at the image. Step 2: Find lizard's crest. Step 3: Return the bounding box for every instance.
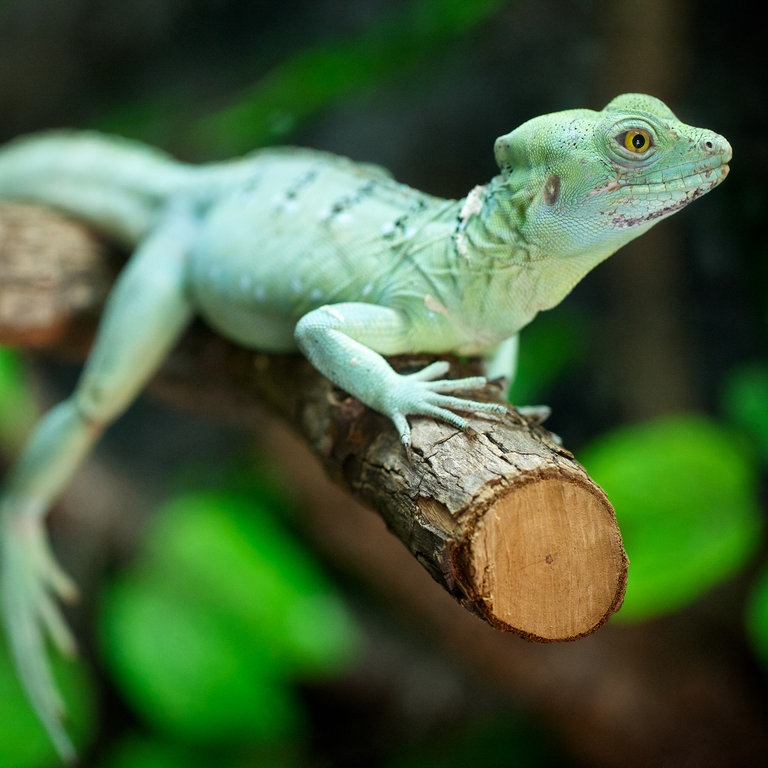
[492,93,731,261]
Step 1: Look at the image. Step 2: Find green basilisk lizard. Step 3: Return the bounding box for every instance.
[0,93,731,760]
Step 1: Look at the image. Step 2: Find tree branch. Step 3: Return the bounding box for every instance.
[0,202,627,640]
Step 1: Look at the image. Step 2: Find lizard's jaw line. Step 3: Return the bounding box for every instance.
[606,161,730,229]
[627,157,729,194]
[588,152,730,199]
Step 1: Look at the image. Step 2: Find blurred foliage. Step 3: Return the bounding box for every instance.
[0,348,37,454]
[746,562,768,671]
[100,489,358,754]
[722,362,768,466]
[727,360,768,673]
[97,0,506,156]
[581,415,762,622]
[193,0,505,154]
[508,309,589,406]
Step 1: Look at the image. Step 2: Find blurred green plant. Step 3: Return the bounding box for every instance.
[508,309,588,405]
[746,561,768,671]
[582,414,762,623]
[194,0,505,154]
[723,361,768,671]
[99,489,358,750]
[96,0,506,155]
[722,362,768,465]
[0,347,37,454]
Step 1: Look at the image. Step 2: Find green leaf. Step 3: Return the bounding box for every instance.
[144,491,359,675]
[581,415,762,622]
[508,310,588,405]
[745,562,768,672]
[0,347,37,454]
[101,573,300,744]
[722,362,768,464]
[99,489,358,744]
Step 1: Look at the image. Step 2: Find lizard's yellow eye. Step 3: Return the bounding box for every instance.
[622,129,652,153]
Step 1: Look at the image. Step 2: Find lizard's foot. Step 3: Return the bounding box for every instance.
[0,505,78,762]
[387,361,509,446]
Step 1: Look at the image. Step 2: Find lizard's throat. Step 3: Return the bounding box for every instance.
[453,175,531,268]
[453,177,625,326]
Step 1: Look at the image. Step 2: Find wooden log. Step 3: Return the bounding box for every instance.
[0,202,628,640]
[0,203,114,348]
[319,399,628,640]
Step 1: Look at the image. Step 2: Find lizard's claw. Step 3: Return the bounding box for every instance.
[1,511,78,763]
[388,364,508,447]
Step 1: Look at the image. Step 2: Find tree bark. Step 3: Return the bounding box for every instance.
[0,202,627,641]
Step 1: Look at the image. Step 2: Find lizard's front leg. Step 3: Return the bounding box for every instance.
[294,302,508,445]
[0,216,195,761]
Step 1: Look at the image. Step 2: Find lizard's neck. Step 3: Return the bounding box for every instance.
[450,174,620,338]
[459,173,617,273]
[452,174,528,263]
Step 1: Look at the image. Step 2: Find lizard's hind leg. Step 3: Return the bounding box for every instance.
[0,215,195,761]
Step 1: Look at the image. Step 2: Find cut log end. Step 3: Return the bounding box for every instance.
[338,411,629,643]
[455,472,628,641]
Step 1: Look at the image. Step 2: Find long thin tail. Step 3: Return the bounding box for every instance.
[0,131,192,245]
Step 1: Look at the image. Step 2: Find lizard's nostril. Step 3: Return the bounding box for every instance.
[702,134,732,162]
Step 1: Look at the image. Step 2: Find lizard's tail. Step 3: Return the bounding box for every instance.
[0,131,193,245]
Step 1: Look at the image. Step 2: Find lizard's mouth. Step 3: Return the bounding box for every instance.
[607,156,731,228]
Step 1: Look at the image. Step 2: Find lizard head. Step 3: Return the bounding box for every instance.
[493,93,732,261]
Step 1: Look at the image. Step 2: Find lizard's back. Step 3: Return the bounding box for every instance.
[188,148,457,351]
[0,132,463,353]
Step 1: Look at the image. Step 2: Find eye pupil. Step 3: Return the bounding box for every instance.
[621,129,652,153]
